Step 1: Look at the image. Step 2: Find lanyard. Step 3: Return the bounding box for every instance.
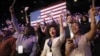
[47,39,52,52]
[73,36,81,48]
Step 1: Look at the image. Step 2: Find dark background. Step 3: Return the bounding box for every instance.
[0,0,100,28]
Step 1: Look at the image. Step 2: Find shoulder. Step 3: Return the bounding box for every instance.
[45,38,49,42]
[5,36,16,43]
[30,35,38,42]
[13,32,23,38]
[11,36,17,40]
[79,35,88,44]
[9,36,16,40]
[80,35,87,40]
[44,38,50,44]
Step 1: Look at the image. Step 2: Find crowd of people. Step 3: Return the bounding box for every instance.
[0,1,100,56]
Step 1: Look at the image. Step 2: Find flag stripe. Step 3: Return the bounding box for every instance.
[41,2,66,12]
[40,2,66,20]
[31,2,67,26]
[41,9,66,19]
[40,8,66,16]
[40,5,66,15]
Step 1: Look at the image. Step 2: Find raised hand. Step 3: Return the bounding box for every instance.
[85,7,96,41]
[9,6,14,13]
[24,6,29,12]
[6,19,12,25]
[9,0,16,13]
[89,7,96,16]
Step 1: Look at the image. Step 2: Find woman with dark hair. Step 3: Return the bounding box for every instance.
[41,15,65,56]
[80,14,90,34]
[46,24,59,38]
[9,6,38,56]
[65,7,96,56]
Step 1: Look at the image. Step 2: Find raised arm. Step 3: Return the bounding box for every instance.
[43,18,47,26]
[85,7,96,41]
[59,15,65,43]
[42,18,47,33]
[24,7,30,25]
[9,6,21,33]
[9,0,22,33]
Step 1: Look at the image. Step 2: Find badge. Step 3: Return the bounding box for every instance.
[18,45,23,54]
[46,52,53,56]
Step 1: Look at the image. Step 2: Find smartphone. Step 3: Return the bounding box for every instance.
[68,39,73,43]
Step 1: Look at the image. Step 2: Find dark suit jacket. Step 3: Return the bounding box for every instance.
[64,24,71,38]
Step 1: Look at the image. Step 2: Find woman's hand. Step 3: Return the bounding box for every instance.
[65,38,75,51]
[65,38,76,56]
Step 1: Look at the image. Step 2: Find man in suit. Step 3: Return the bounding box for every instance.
[61,14,74,56]
[64,14,74,38]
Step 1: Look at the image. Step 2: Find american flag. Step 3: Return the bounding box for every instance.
[30,1,67,26]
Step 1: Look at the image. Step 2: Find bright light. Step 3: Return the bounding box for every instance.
[74,0,77,2]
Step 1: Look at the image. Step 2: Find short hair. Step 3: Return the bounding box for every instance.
[46,24,59,38]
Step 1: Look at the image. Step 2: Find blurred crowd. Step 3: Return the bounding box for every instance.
[0,3,100,56]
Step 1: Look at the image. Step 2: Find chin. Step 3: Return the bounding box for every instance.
[73,31,78,34]
[51,35,56,37]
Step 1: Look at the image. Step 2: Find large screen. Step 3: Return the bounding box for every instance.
[30,1,67,26]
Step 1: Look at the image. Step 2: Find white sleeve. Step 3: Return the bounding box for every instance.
[59,31,65,43]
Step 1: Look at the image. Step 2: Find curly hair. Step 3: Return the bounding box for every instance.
[45,24,59,38]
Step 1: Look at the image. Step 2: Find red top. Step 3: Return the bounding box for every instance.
[0,36,16,56]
